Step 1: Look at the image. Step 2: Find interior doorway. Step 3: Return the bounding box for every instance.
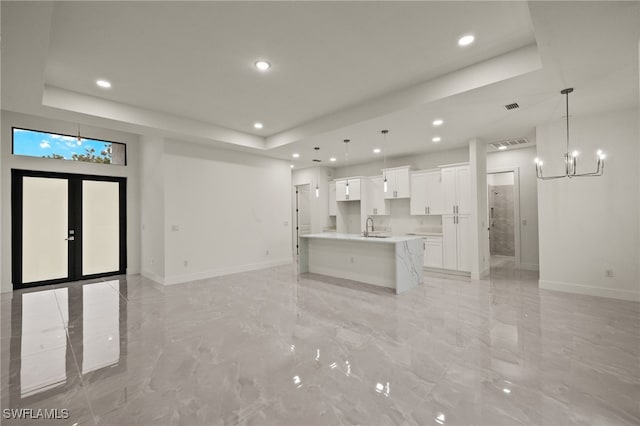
[11,169,127,289]
[294,184,311,256]
[487,169,520,268]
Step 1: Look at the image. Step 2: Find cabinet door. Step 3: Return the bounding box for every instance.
[456,215,472,272]
[442,215,458,270]
[383,171,396,200]
[456,166,471,215]
[425,171,443,215]
[441,167,457,215]
[335,180,347,202]
[410,172,428,215]
[349,179,361,201]
[328,181,337,215]
[425,237,444,269]
[395,168,411,198]
[366,177,377,215]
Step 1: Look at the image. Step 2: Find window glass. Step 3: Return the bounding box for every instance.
[13,128,126,165]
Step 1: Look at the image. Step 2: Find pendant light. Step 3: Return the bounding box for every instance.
[535,88,605,180]
[381,130,389,192]
[314,147,320,198]
[344,139,350,196]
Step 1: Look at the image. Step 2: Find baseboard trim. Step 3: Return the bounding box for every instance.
[141,269,165,285]
[539,280,640,302]
[163,258,292,286]
[520,263,539,271]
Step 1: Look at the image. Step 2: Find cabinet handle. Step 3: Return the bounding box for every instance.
[425,206,427,214]
[453,205,455,214]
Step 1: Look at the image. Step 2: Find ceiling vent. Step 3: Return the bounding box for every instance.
[312,159,322,162]
[504,102,519,111]
[490,138,529,151]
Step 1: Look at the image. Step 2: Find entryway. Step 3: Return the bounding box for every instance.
[294,183,311,256]
[11,170,127,289]
[487,169,520,270]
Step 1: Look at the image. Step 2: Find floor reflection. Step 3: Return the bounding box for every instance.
[8,280,126,408]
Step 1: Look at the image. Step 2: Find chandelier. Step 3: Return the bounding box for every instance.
[535,88,605,180]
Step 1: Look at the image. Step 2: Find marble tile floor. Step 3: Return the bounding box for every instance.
[1,262,639,426]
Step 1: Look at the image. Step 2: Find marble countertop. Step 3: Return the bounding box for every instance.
[302,232,424,244]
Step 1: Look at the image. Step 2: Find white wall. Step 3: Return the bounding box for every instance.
[0,110,141,293]
[487,171,514,186]
[161,140,292,285]
[487,146,539,270]
[536,108,639,301]
[139,135,165,283]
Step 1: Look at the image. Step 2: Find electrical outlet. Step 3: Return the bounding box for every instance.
[522,219,528,226]
[350,256,355,264]
[151,258,155,265]
[605,269,614,278]
[184,260,188,267]
[171,225,179,231]
[265,249,270,256]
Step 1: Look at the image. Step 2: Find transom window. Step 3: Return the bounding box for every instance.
[12,127,126,165]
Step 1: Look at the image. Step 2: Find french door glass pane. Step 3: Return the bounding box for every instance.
[22,177,68,283]
[82,180,119,275]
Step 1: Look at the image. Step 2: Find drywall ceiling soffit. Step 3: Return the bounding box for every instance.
[4,1,541,153]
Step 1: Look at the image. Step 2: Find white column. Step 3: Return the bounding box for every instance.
[469,138,490,280]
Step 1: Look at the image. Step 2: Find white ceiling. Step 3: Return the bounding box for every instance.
[2,1,639,168]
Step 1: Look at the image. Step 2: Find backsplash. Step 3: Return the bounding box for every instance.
[370,199,442,235]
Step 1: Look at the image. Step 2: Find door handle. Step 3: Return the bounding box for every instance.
[65,236,75,241]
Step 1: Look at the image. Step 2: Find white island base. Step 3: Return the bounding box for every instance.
[299,233,424,294]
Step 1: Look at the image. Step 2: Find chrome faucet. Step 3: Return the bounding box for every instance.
[364,217,374,237]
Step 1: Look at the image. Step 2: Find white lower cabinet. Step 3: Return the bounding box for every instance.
[423,236,443,269]
[443,215,471,272]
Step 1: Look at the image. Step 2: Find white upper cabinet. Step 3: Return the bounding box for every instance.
[335,178,361,201]
[366,176,390,216]
[410,170,443,215]
[382,166,411,199]
[441,164,470,215]
[410,172,427,215]
[328,181,336,216]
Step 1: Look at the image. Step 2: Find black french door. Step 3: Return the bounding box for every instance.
[11,169,127,289]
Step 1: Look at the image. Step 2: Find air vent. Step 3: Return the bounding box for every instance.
[489,138,529,151]
[312,159,322,162]
[504,103,519,111]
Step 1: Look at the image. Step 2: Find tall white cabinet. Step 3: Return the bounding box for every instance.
[441,165,471,215]
[441,163,471,272]
[410,170,443,215]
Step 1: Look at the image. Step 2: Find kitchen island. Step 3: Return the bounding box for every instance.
[299,233,424,294]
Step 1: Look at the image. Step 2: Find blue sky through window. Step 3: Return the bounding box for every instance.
[13,128,122,164]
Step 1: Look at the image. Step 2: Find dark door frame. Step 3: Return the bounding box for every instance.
[11,169,127,289]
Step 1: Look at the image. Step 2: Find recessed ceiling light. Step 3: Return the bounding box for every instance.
[458,34,475,46]
[253,122,263,129]
[373,148,381,154]
[96,79,111,88]
[329,157,337,162]
[255,61,271,71]
[290,164,295,169]
[432,137,441,143]
[499,146,507,150]
[432,119,443,126]
[292,153,299,158]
